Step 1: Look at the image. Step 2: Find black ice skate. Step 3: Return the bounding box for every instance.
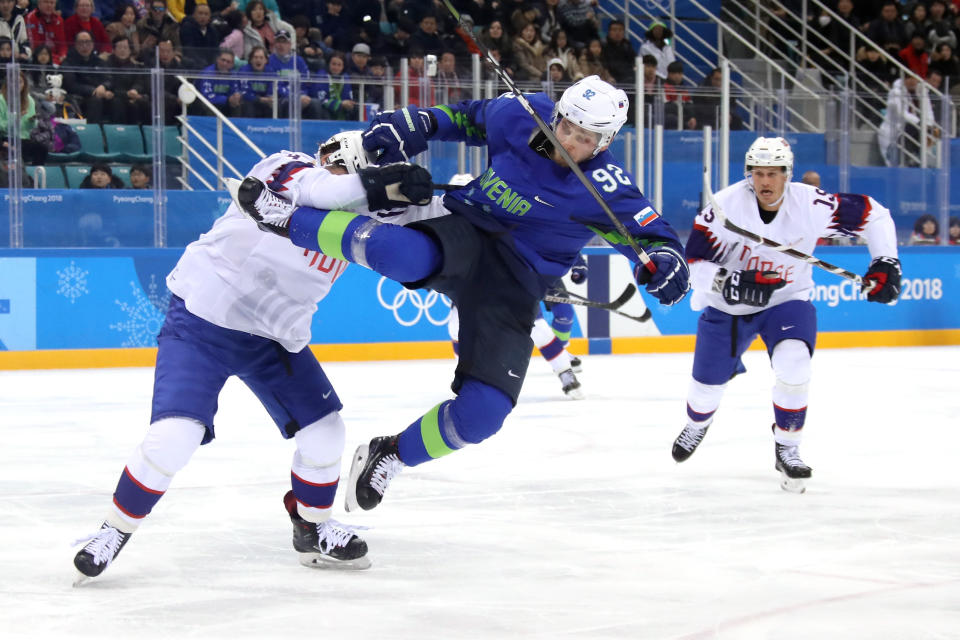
[672,422,710,462]
[72,522,132,586]
[558,368,584,400]
[345,436,404,512]
[283,491,370,570]
[226,176,296,237]
[774,441,813,494]
[569,356,583,373]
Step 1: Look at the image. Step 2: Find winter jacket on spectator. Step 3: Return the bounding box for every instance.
[267,51,309,98]
[136,10,181,56]
[197,62,241,105]
[180,15,223,68]
[0,10,30,60]
[602,35,635,84]
[62,45,108,97]
[26,3,66,64]
[512,34,546,81]
[312,69,354,117]
[239,60,275,102]
[64,13,113,55]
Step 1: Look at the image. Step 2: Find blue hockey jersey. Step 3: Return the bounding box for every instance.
[428,92,682,295]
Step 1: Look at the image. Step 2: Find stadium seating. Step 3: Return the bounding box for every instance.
[37,165,67,189]
[113,165,132,187]
[65,165,91,188]
[102,125,147,162]
[143,125,183,160]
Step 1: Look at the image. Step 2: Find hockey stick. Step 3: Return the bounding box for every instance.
[701,168,875,291]
[438,0,657,279]
[543,286,652,323]
[549,283,637,311]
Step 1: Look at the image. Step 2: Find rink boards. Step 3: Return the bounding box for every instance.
[0,246,957,369]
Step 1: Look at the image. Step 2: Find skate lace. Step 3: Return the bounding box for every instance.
[559,370,577,387]
[73,526,125,567]
[778,444,806,467]
[676,425,705,452]
[371,454,404,497]
[255,186,298,225]
[316,519,365,553]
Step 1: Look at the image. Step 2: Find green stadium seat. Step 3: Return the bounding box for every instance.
[142,125,183,160]
[102,125,146,162]
[65,165,92,188]
[113,165,132,187]
[73,124,106,162]
[38,165,67,189]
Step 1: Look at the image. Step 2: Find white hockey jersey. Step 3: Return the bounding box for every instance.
[686,179,899,315]
[167,151,365,352]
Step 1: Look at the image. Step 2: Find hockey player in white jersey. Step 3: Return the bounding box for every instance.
[673,137,901,493]
[71,132,406,583]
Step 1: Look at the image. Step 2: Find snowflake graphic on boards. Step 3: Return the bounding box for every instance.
[110,275,171,347]
[56,261,90,304]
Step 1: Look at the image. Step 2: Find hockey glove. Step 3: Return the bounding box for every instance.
[716,268,786,307]
[358,163,434,211]
[635,246,690,306]
[362,106,437,164]
[570,255,588,284]
[862,256,901,303]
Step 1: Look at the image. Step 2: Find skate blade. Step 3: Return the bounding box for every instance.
[564,387,585,400]
[344,443,371,513]
[73,572,92,587]
[779,474,807,494]
[298,552,372,571]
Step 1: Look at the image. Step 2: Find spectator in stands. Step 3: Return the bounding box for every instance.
[319,0,350,53]
[180,3,221,69]
[948,216,960,245]
[800,171,820,187]
[26,0,67,64]
[411,12,443,56]
[290,14,324,71]
[544,29,582,81]
[436,50,464,102]
[558,0,599,49]
[379,17,414,62]
[347,41,371,76]
[137,0,181,61]
[0,0,30,62]
[219,10,246,60]
[929,43,960,84]
[510,2,542,36]
[541,56,568,100]
[478,19,513,71]
[663,60,695,130]
[80,163,126,189]
[512,20,546,81]
[105,34,151,125]
[641,53,660,108]
[365,55,387,108]
[106,4,142,58]
[856,44,894,126]
[197,48,243,116]
[156,38,184,123]
[345,0,382,32]
[926,0,956,51]
[909,214,940,244]
[867,1,907,59]
[65,0,113,56]
[63,31,123,123]
[540,0,561,43]
[130,163,151,189]
[578,38,614,84]
[0,70,47,165]
[878,74,939,166]
[27,45,55,103]
[239,44,274,117]
[245,0,278,55]
[903,2,929,42]
[269,29,322,118]
[313,51,356,119]
[0,34,11,63]
[693,67,745,131]
[900,33,930,78]
[811,0,861,88]
[395,46,434,106]
[640,21,675,81]
[602,19,634,85]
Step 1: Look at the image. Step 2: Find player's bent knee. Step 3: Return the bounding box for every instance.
[771,339,811,386]
[294,411,346,469]
[687,378,726,414]
[140,417,206,475]
[448,379,513,444]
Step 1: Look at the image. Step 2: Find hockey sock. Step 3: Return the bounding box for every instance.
[686,378,725,427]
[111,417,205,531]
[770,339,810,440]
[531,317,572,373]
[288,206,441,283]
[549,302,575,345]
[397,378,512,466]
[290,412,345,523]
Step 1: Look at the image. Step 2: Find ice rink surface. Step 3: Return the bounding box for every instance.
[1,346,959,639]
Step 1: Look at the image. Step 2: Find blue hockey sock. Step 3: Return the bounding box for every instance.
[288,207,441,283]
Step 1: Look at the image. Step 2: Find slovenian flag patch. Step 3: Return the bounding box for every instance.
[634,206,659,226]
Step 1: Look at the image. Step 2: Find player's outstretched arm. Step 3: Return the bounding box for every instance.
[361,106,437,164]
[357,163,434,210]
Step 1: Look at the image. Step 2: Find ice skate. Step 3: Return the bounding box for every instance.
[283,491,370,570]
[774,442,812,494]
[558,368,584,399]
[569,356,583,373]
[345,436,404,512]
[231,176,297,236]
[72,522,132,586]
[672,422,710,462]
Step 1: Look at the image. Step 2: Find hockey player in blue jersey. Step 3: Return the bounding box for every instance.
[233,75,691,513]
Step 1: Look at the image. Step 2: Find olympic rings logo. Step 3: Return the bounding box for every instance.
[376,277,452,327]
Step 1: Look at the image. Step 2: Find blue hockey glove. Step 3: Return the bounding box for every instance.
[570,255,588,284]
[862,256,901,304]
[362,107,436,164]
[635,246,690,306]
[358,163,434,210]
[716,268,786,307]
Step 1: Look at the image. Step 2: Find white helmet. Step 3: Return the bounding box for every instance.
[551,75,629,157]
[316,130,374,173]
[744,136,793,181]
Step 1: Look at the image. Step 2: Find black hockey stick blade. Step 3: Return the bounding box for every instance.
[543,292,651,323]
[558,283,636,311]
